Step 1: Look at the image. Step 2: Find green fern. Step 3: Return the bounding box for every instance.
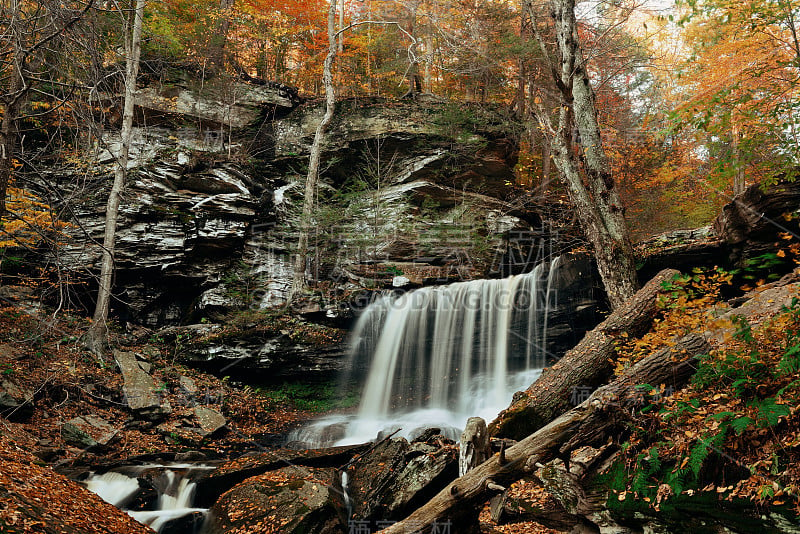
[730,416,753,434]
[778,343,800,374]
[751,397,790,427]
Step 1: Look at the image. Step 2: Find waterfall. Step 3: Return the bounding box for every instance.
[289,258,562,447]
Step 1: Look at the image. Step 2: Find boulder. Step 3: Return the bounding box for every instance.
[346,436,458,523]
[61,415,118,449]
[207,467,346,534]
[114,350,171,420]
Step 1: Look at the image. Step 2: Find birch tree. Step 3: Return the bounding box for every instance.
[85,0,146,355]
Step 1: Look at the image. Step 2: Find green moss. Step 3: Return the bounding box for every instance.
[255,380,360,413]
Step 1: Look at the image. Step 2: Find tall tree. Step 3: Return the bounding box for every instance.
[525,0,639,308]
[290,0,338,299]
[86,0,146,355]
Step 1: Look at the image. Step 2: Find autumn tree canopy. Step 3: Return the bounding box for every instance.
[1,0,798,288]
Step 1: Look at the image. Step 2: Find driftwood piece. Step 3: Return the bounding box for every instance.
[379,333,709,534]
[490,268,679,440]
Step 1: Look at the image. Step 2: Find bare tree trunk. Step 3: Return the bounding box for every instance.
[212,0,235,69]
[459,417,491,476]
[527,0,639,309]
[512,60,526,118]
[732,120,746,195]
[86,0,145,356]
[290,0,338,300]
[0,82,20,219]
[338,0,345,53]
[541,134,551,192]
[423,35,433,93]
[0,0,24,219]
[402,2,422,98]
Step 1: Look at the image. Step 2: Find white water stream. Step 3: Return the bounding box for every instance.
[291,258,561,447]
[85,465,212,533]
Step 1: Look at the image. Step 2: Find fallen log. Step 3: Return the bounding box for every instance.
[379,333,709,534]
[490,268,679,440]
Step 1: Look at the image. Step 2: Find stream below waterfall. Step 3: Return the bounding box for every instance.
[83,464,213,533]
[290,258,562,447]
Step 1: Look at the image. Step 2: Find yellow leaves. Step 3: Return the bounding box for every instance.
[0,186,73,249]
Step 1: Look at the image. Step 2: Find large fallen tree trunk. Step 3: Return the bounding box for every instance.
[490,268,679,440]
[380,333,709,533]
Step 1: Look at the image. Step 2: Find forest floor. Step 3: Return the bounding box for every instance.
[0,294,566,533]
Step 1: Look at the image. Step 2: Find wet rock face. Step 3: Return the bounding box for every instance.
[31,72,592,378]
[51,87,537,332]
[58,144,264,327]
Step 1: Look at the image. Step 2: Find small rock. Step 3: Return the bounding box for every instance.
[0,377,34,420]
[33,447,62,462]
[175,450,206,462]
[178,375,198,395]
[161,511,205,534]
[193,406,227,435]
[0,343,22,360]
[411,427,442,443]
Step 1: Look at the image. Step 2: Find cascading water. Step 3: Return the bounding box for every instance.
[84,465,212,533]
[290,258,561,447]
